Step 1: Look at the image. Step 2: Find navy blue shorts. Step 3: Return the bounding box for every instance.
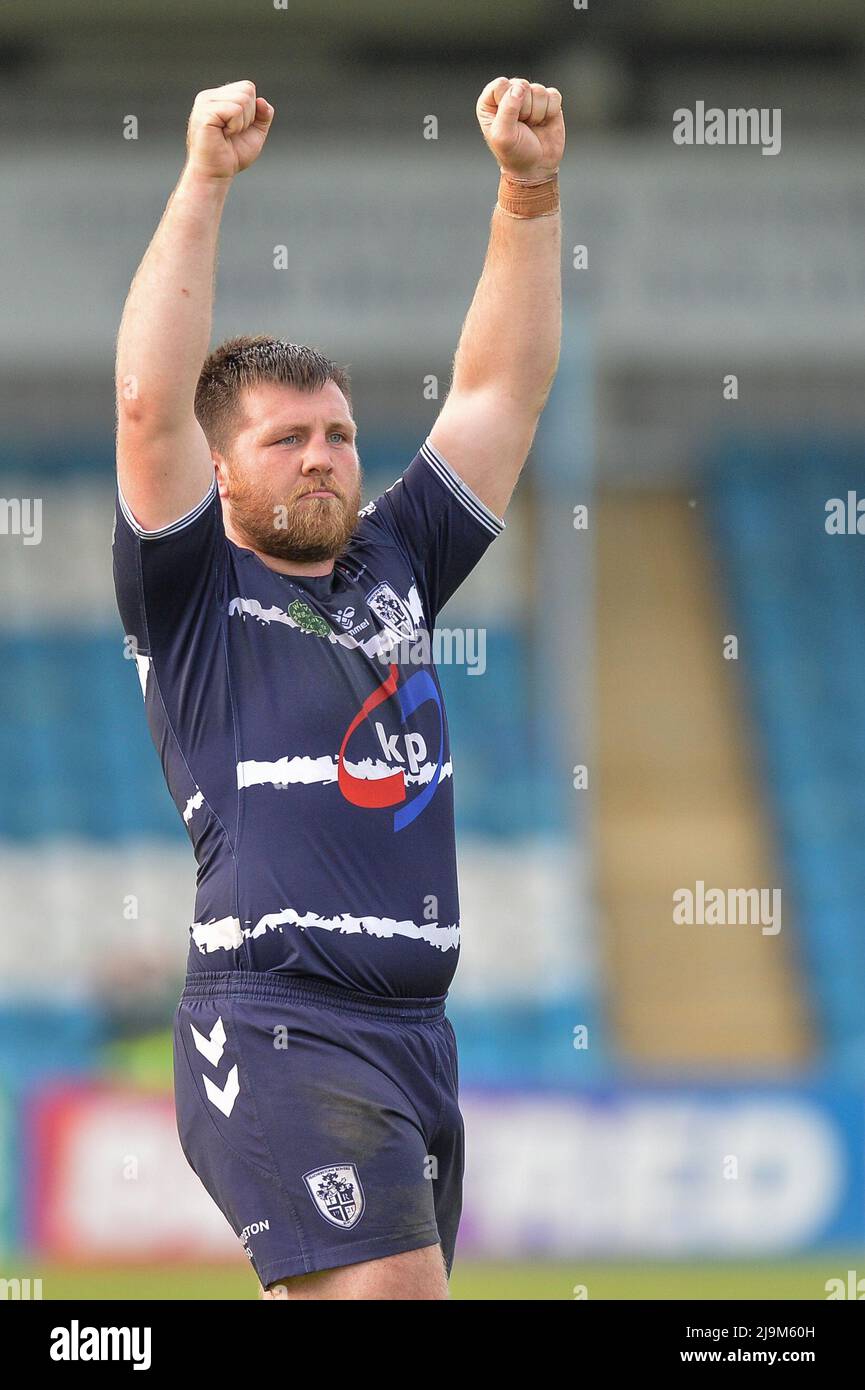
[172,972,464,1288]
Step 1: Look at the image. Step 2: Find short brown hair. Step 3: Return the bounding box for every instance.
[194,335,352,452]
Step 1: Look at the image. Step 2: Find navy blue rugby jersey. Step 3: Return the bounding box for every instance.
[112,438,505,997]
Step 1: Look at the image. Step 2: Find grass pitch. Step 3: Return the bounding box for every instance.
[2,1258,856,1300]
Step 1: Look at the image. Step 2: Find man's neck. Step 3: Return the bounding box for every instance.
[224,517,336,579]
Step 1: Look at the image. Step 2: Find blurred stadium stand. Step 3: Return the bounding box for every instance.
[707,435,865,1075]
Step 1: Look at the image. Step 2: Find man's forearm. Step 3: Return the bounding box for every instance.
[115,168,231,431]
[448,198,561,407]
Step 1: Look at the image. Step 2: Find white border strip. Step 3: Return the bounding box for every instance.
[117,477,217,540]
[420,439,506,537]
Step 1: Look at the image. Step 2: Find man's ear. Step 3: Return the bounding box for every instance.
[213,452,230,498]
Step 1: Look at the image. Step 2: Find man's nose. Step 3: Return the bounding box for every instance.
[300,444,334,473]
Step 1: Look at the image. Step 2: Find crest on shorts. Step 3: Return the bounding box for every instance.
[303,1164,365,1230]
[366,581,415,640]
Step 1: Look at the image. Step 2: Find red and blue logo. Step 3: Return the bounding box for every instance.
[337,663,444,831]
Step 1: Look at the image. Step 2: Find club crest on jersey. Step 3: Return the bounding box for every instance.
[303,1164,365,1229]
[366,581,415,640]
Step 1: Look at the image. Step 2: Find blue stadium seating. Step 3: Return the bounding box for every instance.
[705,433,865,1071]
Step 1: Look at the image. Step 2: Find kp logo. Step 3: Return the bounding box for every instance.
[303,1164,365,1230]
[337,663,444,831]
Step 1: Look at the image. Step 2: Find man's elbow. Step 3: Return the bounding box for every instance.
[505,354,561,416]
[115,392,189,441]
[514,368,558,420]
[535,370,558,415]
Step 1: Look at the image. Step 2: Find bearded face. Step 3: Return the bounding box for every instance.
[216,380,364,565]
[225,457,363,563]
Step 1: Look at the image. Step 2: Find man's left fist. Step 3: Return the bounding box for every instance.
[476,76,565,180]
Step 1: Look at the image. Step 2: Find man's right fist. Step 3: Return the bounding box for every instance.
[185,80,274,180]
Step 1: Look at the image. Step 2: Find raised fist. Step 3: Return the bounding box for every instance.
[476,77,565,181]
[185,80,274,180]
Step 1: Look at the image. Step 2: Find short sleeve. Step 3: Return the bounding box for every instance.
[112,478,223,656]
[368,437,506,624]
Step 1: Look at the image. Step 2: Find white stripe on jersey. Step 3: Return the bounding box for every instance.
[419,438,506,537]
[191,906,460,954]
[117,478,217,539]
[227,581,425,658]
[236,755,453,790]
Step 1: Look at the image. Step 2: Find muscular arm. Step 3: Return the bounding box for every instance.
[115,80,273,530]
[116,172,230,527]
[428,77,564,520]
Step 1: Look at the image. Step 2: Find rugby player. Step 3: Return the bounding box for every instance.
[113,75,563,1300]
